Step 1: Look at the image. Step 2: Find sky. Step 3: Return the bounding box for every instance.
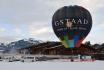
[0,0,104,44]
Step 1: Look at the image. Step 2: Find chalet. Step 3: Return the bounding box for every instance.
[18,42,95,56]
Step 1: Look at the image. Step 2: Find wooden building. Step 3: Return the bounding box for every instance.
[18,42,95,55]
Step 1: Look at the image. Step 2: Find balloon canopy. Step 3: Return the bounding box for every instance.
[52,5,92,48]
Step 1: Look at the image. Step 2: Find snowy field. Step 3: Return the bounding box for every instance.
[0,60,104,70]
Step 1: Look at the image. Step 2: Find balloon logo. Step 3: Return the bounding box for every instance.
[52,5,92,48]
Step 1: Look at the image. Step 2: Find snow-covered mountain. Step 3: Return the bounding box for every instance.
[0,38,43,50]
[0,43,7,50]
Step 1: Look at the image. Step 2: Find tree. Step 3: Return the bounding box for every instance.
[85,41,91,46]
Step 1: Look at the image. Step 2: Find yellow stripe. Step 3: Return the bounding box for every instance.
[59,38,69,48]
[64,36,70,48]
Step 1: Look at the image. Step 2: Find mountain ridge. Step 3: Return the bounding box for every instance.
[0,38,43,50]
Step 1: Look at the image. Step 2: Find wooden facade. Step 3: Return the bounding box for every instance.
[18,42,95,55]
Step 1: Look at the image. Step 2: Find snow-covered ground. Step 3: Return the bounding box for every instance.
[0,60,104,70]
[0,54,103,70]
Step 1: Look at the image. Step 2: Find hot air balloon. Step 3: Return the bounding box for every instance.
[52,5,92,48]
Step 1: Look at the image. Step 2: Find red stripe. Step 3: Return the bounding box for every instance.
[75,37,84,48]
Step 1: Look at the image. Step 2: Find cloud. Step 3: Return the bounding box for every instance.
[0,0,104,43]
[0,36,18,43]
[29,27,48,36]
[13,28,22,35]
[0,0,53,26]
[28,23,53,36]
[0,28,5,32]
[0,0,103,25]
[83,23,104,44]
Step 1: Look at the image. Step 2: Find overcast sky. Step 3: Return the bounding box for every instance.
[0,0,104,44]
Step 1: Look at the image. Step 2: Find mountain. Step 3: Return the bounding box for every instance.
[7,38,43,50]
[0,43,7,50]
[1,38,104,53]
[0,38,43,51]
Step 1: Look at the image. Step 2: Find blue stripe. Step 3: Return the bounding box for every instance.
[74,35,79,47]
[68,39,74,48]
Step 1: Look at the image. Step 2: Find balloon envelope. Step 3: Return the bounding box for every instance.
[52,5,92,48]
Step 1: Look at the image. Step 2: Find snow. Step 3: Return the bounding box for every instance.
[0,61,104,70]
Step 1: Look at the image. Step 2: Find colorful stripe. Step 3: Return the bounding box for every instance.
[59,35,84,48]
[68,39,74,48]
[74,35,79,48]
[59,37,69,48]
[64,36,70,48]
